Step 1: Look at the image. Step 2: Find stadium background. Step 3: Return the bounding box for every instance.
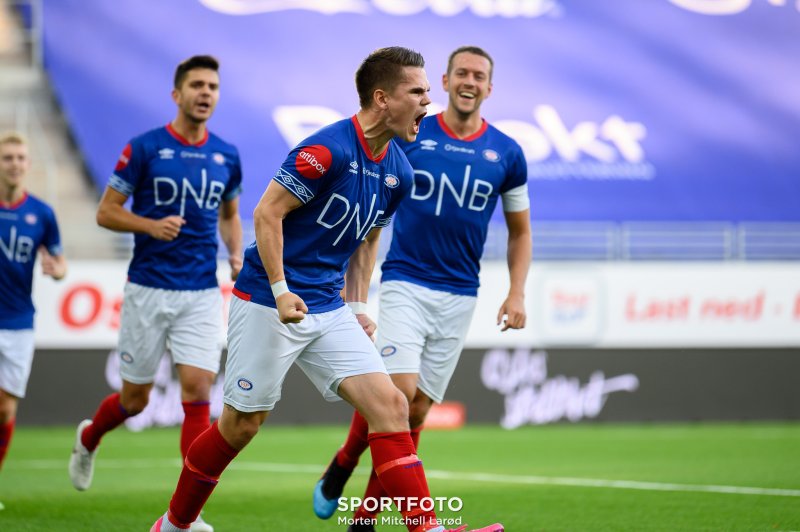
[1,1,799,530]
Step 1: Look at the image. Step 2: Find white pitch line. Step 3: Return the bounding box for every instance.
[11,459,800,498]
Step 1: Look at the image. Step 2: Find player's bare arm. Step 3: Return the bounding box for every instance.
[253,180,307,323]
[344,226,382,337]
[497,208,531,331]
[219,196,243,280]
[39,246,67,280]
[96,186,185,241]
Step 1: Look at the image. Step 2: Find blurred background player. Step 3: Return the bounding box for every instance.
[150,46,501,532]
[314,45,531,530]
[68,55,243,532]
[0,133,67,510]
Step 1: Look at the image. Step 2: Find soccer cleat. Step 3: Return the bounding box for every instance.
[190,514,214,532]
[313,454,354,519]
[68,419,97,491]
[151,514,190,532]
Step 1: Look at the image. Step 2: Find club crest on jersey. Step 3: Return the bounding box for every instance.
[237,378,254,391]
[420,139,438,151]
[24,213,37,225]
[296,144,332,179]
[212,152,226,165]
[482,149,501,162]
[383,174,399,188]
[158,148,175,160]
[115,144,133,170]
[380,346,397,357]
[119,351,134,364]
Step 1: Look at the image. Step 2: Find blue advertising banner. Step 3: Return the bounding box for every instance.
[42,0,800,221]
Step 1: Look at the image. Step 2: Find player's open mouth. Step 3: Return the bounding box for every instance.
[458,91,476,100]
[413,111,426,133]
[197,102,210,112]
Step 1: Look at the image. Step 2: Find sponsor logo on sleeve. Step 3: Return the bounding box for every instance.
[296,144,332,179]
[115,144,132,171]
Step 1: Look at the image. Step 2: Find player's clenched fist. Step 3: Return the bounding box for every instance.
[149,215,186,241]
[276,292,308,324]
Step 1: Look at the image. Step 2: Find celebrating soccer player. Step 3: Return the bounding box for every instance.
[0,133,67,510]
[69,55,243,532]
[314,45,530,531]
[149,46,502,532]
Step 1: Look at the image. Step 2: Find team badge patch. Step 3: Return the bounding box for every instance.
[237,378,254,391]
[380,346,397,357]
[383,174,399,188]
[295,144,332,179]
[24,213,37,225]
[213,152,226,165]
[119,351,134,364]
[482,149,500,162]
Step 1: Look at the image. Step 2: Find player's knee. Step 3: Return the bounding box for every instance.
[120,390,150,415]
[408,400,432,429]
[383,388,410,426]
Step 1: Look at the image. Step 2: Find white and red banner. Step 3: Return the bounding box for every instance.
[32,261,800,348]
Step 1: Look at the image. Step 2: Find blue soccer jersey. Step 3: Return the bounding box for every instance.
[110,124,242,290]
[0,193,62,329]
[235,116,412,313]
[382,113,529,296]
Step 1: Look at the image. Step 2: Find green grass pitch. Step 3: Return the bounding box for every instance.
[1,423,798,531]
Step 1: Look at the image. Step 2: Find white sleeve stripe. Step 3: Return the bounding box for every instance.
[274,167,314,204]
[108,174,134,197]
[501,184,530,212]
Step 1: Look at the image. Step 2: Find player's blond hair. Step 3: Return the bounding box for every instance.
[0,132,27,147]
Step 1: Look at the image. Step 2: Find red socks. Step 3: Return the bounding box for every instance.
[180,401,211,459]
[355,427,422,522]
[367,431,437,532]
[81,393,130,452]
[167,421,239,527]
[336,410,370,470]
[0,419,15,470]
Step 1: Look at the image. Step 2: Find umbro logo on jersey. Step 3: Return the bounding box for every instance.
[349,161,358,174]
[383,174,399,188]
[158,148,175,160]
[482,149,501,162]
[420,139,438,151]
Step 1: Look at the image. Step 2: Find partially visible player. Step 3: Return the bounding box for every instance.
[0,133,67,509]
[149,46,502,532]
[68,55,242,532]
[315,46,531,530]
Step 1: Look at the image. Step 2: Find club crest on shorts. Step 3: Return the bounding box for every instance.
[237,378,254,391]
[380,345,397,357]
[119,351,134,364]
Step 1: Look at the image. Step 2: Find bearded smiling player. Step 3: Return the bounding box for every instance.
[314,45,530,531]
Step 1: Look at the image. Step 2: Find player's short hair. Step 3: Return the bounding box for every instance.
[355,47,425,108]
[0,132,27,147]
[447,46,494,80]
[174,55,220,89]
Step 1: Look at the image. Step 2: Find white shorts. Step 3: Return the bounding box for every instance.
[224,296,387,412]
[376,281,476,403]
[117,282,224,384]
[0,329,35,398]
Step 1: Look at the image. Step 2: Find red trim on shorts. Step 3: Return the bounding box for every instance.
[436,112,488,141]
[351,115,388,163]
[232,287,251,301]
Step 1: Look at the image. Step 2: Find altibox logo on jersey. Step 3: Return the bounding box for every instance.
[115,144,132,171]
[296,144,332,179]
